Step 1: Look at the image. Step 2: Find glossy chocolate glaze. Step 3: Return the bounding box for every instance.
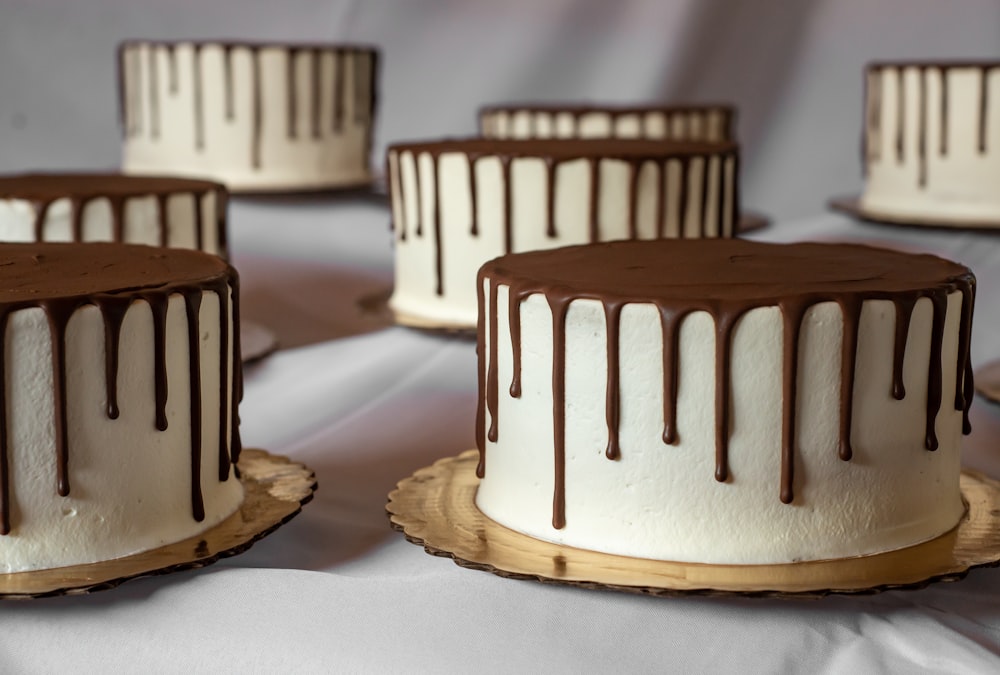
[389,139,739,297]
[477,239,975,530]
[0,173,229,258]
[118,41,379,171]
[0,243,241,534]
[864,62,998,184]
[478,103,736,142]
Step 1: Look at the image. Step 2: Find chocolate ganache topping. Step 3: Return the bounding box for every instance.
[388,138,739,296]
[864,61,1000,185]
[0,243,241,534]
[479,103,736,140]
[0,173,229,257]
[118,41,379,171]
[476,239,975,530]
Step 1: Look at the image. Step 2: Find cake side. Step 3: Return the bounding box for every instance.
[119,41,378,191]
[860,62,1000,222]
[387,140,740,326]
[0,173,228,258]
[0,243,243,572]
[475,240,974,564]
[479,103,736,142]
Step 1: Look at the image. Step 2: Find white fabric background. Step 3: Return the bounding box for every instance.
[0,1,999,673]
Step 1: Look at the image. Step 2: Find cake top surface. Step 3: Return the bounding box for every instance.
[481,239,973,303]
[479,102,735,114]
[388,137,737,159]
[0,173,224,201]
[119,39,378,53]
[0,242,232,303]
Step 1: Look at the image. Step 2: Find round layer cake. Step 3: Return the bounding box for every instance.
[0,173,228,257]
[387,138,739,327]
[479,103,735,142]
[475,239,974,564]
[119,40,379,192]
[860,61,1000,223]
[0,243,243,572]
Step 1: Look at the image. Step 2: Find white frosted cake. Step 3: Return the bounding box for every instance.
[387,138,739,327]
[119,40,379,192]
[861,61,1000,223]
[0,243,244,572]
[0,173,228,257]
[475,239,974,564]
[480,103,735,142]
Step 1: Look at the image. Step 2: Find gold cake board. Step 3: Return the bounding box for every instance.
[830,196,1000,232]
[387,450,1000,599]
[0,448,316,599]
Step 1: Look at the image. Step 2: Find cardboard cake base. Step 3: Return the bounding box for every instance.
[387,450,1000,599]
[0,448,316,599]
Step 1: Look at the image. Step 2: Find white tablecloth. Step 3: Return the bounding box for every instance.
[3,1,1000,672]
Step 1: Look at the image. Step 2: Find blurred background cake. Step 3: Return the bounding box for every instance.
[387,138,739,327]
[0,173,228,257]
[119,40,379,192]
[479,103,734,142]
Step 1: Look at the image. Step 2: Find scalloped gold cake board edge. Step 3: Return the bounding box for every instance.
[387,449,1000,599]
[0,448,316,599]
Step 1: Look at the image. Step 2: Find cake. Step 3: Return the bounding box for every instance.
[480,103,735,142]
[860,61,1000,223]
[119,40,379,192]
[0,173,228,257]
[0,242,243,572]
[475,239,974,564]
[387,138,740,327]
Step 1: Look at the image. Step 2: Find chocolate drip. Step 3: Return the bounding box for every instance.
[468,155,479,236]
[676,157,690,237]
[192,192,204,251]
[475,274,487,478]
[544,158,557,238]
[698,157,711,237]
[501,156,514,253]
[432,155,444,296]
[588,159,600,242]
[659,306,689,445]
[146,294,169,431]
[184,292,205,521]
[485,282,499,443]
[32,200,51,241]
[166,44,178,94]
[413,153,424,237]
[548,295,570,530]
[353,51,366,124]
[604,300,624,460]
[891,297,916,400]
[192,45,204,151]
[287,50,298,139]
[333,50,345,133]
[654,161,666,238]
[779,300,806,504]
[149,46,160,139]
[222,46,235,121]
[917,67,928,187]
[70,197,85,242]
[310,49,322,139]
[99,299,130,420]
[713,311,738,483]
[250,48,263,169]
[837,297,862,461]
[939,67,948,155]
[626,161,639,239]
[156,193,170,247]
[477,240,976,529]
[868,68,882,164]
[896,67,906,162]
[44,299,74,497]
[979,66,990,153]
[228,274,243,467]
